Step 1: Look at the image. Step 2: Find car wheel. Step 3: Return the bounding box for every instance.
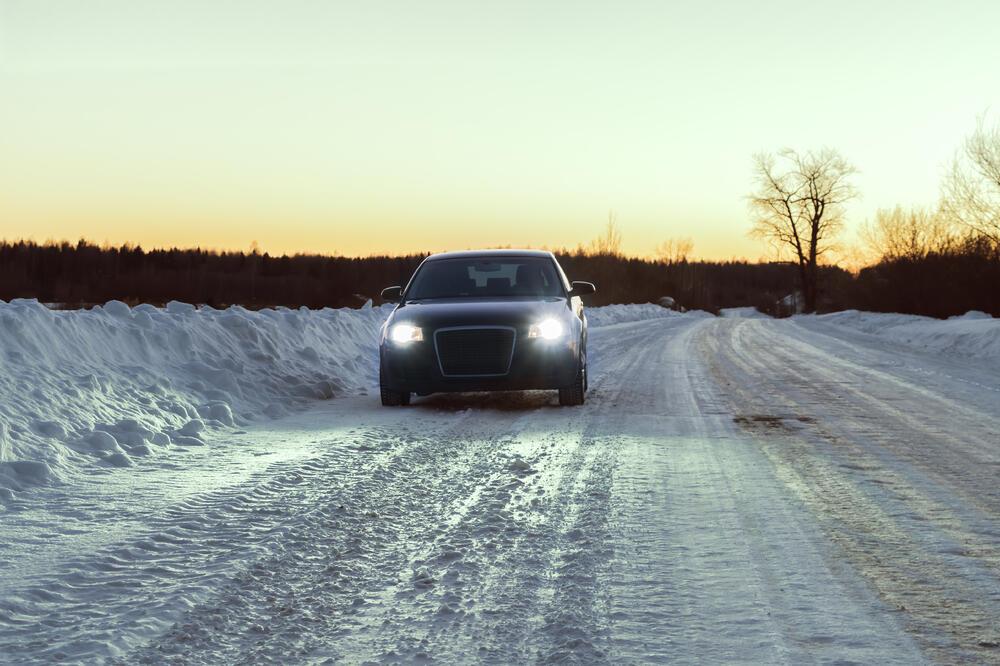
[380,386,411,406]
[558,355,586,406]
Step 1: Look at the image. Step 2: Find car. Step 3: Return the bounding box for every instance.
[378,249,596,406]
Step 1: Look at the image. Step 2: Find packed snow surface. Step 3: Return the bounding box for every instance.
[1,301,999,664]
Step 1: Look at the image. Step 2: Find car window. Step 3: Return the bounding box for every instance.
[406,258,564,299]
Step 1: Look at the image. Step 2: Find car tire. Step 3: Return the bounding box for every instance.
[558,355,586,406]
[380,386,411,406]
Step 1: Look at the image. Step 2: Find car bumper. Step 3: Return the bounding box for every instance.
[380,338,580,393]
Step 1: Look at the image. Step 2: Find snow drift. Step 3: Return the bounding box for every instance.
[801,310,1000,362]
[0,299,678,494]
[0,300,390,494]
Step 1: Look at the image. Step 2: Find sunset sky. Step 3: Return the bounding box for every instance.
[2,1,998,261]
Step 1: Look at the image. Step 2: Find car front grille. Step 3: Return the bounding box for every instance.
[434,327,516,377]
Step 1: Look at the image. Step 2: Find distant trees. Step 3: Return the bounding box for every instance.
[587,212,624,256]
[653,237,694,264]
[860,205,954,262]
[854,202,995,318]
[853,237,1000,318]
[0,239,845,314]
[942,114,1000,246]
[0,240,427,310]
[845,114,1000,318]
[748,148,859,312]
[6,237,992,317]
[554,250,821,313]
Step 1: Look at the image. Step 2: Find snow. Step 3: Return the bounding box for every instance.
[2,299,995,498]
[584,301,686,326]
[0,299,389,493]
[1,302,999,662]
[0,298,679,495]
[719,306,769,318]
[800,309,999,362]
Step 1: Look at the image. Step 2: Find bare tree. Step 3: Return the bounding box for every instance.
[941,114,1000,245]
[748,148,858,312]
[653,237,694,264]
[588,211,624,256]
[860,205,954,262]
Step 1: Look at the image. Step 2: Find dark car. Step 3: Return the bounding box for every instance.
[378,249,595,406]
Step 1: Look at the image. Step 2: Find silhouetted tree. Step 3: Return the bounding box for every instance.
[942,114,1000,245]
[749,147,858,312]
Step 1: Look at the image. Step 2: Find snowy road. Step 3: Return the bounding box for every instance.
[2,314,1000,663]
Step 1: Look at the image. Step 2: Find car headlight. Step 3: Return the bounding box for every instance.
[389,323,423,343]
[528,318,564,339]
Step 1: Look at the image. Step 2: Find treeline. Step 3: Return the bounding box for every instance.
[554,252,852,315]
[0,240,422,310]
[0,239,848,314]
[845,113,1000,318]
[851,115,1000,317]
[854,230,1000,318]
[2,238,995,317]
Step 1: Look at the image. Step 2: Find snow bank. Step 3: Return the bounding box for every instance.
[0,299,683,494]
[802,310,1000,362]
[0,299,391,493]
[585,302,690,327]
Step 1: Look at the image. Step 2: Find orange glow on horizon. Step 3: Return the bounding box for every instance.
[4,3,992,270]
[1,208,765,263]
[1,193,765,262]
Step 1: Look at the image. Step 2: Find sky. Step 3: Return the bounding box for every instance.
[1,0,998,261]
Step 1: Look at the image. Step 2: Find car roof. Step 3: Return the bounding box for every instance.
[423,249,555,262]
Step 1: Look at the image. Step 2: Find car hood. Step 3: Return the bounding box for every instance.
[389,297,570,331]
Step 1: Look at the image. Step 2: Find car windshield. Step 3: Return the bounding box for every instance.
[406,257,565,300]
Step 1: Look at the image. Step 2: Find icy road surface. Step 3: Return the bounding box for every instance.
[2,315,1000,663]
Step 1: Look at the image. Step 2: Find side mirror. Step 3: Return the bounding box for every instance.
[381,286,402,302]
[569,281,596,297]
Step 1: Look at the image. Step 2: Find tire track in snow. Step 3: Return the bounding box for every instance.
[0,315,944,663]
[595,317,923,664]
[114,325,657,665]
[0,424,427,663]
[119,417,506,664]
[705,317,1000,662]
[123,317,927,664]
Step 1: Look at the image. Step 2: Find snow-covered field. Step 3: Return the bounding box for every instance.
[1,300,999,663]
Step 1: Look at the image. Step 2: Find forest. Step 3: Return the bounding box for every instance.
[0,237,996,317]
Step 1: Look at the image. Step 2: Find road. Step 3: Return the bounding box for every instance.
[2,314,999,663]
